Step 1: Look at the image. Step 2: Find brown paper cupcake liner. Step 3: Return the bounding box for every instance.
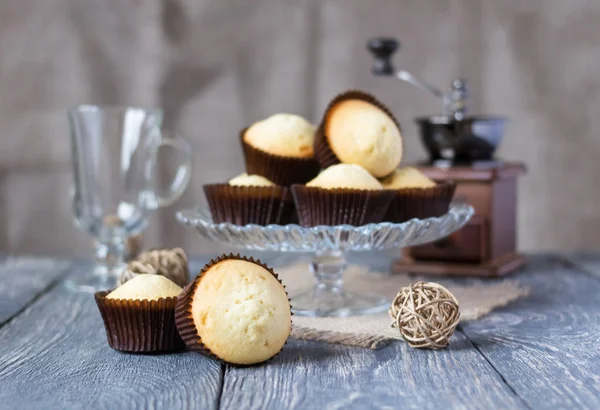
[204,184,297,225]
[314,90,404,177]
[383,182,457,223]
[175,253,292,366]
[95,292,184,353]
[240,128,321,186]
[291,185,394,227]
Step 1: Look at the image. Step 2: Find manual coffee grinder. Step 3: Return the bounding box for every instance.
[368,38,526,277]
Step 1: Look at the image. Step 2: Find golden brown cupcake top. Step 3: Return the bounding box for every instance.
[244,113,315,158]
[325,99,403,177]
[381,167,437,189]
[228,173,275,187]
[107,274,182,301]
[306,164,383,190]
[190,259,291,365]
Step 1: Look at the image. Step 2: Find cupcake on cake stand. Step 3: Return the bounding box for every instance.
[179,94,474,317]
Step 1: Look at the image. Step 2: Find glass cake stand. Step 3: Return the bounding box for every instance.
[176,203,473,317]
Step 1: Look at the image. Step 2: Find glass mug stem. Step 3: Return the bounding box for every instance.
[93,238,128,277]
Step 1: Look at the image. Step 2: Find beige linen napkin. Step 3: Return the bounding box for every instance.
[276,261,529,349]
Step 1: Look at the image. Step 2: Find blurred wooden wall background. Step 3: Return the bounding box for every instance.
[1,0,599,257]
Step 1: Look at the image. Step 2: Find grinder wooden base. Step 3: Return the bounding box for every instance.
[391,252,526,277]
[397,161,527,278]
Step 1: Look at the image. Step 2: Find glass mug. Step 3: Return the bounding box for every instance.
[67,105,192,292]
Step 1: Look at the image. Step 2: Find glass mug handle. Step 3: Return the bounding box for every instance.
[147,133,193,209]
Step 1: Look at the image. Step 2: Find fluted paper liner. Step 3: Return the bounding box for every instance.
[175,253,292,365]
[291,185,394,227]
[240,128,320,186]
[204,184,297,225]
[383,182,457,223]
[94,292,184,353]
[314,90,404,176]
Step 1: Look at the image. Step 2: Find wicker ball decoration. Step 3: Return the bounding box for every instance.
[388,281,460,349]
[117,248,189,287]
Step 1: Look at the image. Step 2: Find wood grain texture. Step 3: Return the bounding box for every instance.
[220,336,526,410]
[2,254,600,409]
[0,262,223,410]
[0,256,71,326]
[460,255,600,409]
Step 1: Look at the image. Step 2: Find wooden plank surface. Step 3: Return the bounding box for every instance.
[460,255,600,409]
[561,253,600,278]
[220,335,526,410]
[0,262,223,410]
[1,254,599,409]
[0,256,71,326]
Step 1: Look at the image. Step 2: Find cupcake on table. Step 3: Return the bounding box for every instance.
[176,254,292,365]
[95,274,185,353]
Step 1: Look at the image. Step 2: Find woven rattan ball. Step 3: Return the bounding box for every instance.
[117,248,189,287]
[388,281,460,349]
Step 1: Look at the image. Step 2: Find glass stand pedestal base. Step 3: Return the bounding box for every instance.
[291,286,389,317]
[290,250,389,317]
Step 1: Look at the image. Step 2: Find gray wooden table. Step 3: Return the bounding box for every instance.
[1,253,599,410]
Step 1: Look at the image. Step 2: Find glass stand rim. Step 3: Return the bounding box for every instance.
[291,287,390,317]
[176,203,475,316]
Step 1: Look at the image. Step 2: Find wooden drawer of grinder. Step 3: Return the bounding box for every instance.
[408,215,487,263]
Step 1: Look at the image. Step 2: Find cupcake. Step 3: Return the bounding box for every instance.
[314,90,404,178]
[204,173,296,226]
[381,167,456,222]
[241,113,320,185]
[291,164,394,227]
[95,274,185,353]
[118,247,189,287]
[228,173,275,187]
[382,167,438,189]
[175,254,292,365]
